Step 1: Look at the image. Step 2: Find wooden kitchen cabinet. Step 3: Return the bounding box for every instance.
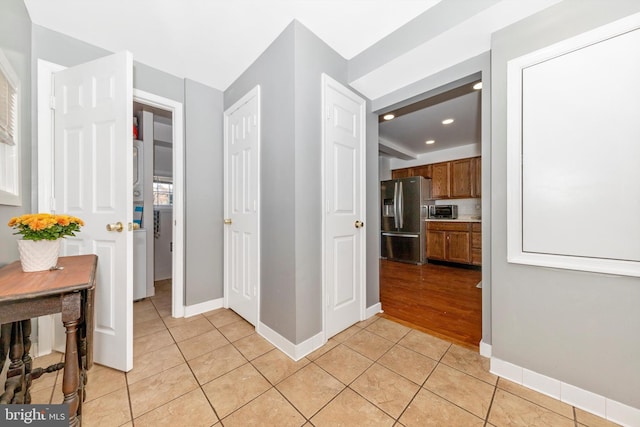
[430,162,451,199]
[391,156,480,200]
[471,222,482,265]
[426,221,471,264]
[412,164,432,179]
[450,158,473,198]
[473,156,481,197]
[391,168,412,179]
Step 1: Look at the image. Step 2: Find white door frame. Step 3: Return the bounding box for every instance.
[132,89,184,319]
[35,59,185,356]
[321,73,367,340]
[222,85,261,328]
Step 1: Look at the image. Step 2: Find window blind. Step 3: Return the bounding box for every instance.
[0,68,16,146]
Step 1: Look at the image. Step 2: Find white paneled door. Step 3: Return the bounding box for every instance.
[54,51,134,371]
[224,86,261,326]
[322,74,366,339]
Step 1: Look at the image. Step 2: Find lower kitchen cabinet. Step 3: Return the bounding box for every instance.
[426,221,480,266]
[471,222,482,266]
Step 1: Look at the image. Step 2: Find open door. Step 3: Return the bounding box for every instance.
[54,51,134,371]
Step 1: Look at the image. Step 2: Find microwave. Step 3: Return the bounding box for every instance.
[429,204,458,219]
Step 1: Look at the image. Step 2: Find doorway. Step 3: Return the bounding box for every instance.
[377,74,486,350]
[132,99,178,316]
[35,60,185,361]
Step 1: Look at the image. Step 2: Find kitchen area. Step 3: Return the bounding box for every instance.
[378,78,483,349]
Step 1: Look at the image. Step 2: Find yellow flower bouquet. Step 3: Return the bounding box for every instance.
[8,213,85,241]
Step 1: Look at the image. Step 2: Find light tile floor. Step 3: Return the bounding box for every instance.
[31,280,621,427]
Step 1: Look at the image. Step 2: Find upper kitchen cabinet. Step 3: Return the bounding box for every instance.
[390,156,480,199]
[473,156,481,197]
[450,158,473,198]
[391,168,413,179]
[431,162,451,199]
[412,164,432,180]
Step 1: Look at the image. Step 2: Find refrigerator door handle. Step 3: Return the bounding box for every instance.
[398,181,404,229]
[393,181,399,229]
[382,232,419,238]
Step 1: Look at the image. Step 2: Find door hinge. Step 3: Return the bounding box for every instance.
[50,95,56,110]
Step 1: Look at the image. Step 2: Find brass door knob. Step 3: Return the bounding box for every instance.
[224,218,232,225]
[355,220,364,229]
[106,222,123,232]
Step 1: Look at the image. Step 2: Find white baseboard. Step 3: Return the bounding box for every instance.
[183,298,224,318]
[490,357,640,427]
[479,340,492,358]
[258,322,325,361]
[365,303,382,319]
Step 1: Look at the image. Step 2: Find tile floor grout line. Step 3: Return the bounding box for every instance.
[483,379,499,426]
[205,337,282,425]
[124,371,135,427]
[271,379,312,424]
[420,356,490,424]
[498,387,577,424]
[392,369,430,425]
[132,295,214,424]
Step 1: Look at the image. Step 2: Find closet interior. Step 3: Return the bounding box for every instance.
[132,103,174,301]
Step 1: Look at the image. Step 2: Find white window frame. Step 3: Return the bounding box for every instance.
[0,48,20,206]
[507,12,640,277]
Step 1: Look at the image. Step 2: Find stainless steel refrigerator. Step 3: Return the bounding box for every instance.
[380,176,433,264]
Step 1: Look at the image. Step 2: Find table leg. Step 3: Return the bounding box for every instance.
[62,319,80,427]
[1,321,26,404]
[21,319,32,404]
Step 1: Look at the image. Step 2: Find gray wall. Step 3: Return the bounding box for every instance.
[491,0,640,408]
[224,21,377,344]
[27,25,220,307]
[184,79,224,305]
[0,0,31,267]
[225,23,297,341]
[293,22,350,341]
[31,25,185,104]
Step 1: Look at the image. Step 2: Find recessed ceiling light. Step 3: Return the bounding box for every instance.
[473,82,483,90]
[383,114,395,120]
[425,140,435,145]
[442,118,454,125]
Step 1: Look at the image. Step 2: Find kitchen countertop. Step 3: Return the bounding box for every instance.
[425,217,481,223]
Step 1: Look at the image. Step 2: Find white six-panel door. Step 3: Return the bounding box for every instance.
[322,74,366,339]
[224,86,261,326]
[54,51,134,371]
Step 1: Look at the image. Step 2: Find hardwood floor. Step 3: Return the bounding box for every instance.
[379,259,482,350]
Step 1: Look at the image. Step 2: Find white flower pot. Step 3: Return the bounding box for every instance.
[17,239,61,272]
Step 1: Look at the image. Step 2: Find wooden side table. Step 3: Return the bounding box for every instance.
[0,254,97,427]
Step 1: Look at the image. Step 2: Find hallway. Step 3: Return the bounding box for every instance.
[29,280,616,426]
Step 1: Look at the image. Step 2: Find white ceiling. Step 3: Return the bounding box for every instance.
[379,88,481,158]
[23,0,562,157]
[23,0,441,92]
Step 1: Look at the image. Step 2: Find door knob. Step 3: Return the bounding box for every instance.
[129,222,140,231]
[224,218,232,225]
[106,222,123,232]
[355,220,364,229]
